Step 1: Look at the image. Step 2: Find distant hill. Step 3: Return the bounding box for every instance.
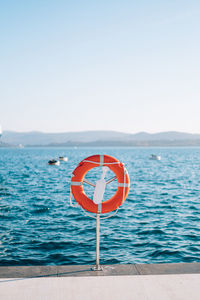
[1,130,200,147]
[130,131,200,141]
[1,130,131,145]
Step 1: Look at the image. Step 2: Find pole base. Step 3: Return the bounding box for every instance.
[92,265,103,271]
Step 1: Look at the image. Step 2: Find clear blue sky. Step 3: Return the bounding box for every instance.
[1,0,200,133]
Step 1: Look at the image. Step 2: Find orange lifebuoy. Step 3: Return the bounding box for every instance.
[71,154,130,214]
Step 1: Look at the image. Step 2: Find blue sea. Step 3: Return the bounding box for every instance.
[0,147,200,266]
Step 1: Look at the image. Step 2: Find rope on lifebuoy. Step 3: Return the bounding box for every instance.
[70,154,130,214]
[70,186,120,220]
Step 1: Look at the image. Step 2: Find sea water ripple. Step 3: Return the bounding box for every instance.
[0,147,200,265]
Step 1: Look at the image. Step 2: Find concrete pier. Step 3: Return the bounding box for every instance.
[0,263,200,299]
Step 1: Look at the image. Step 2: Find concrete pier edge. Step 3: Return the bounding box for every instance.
[0,263,200,278]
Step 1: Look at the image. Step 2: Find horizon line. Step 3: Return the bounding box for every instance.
[1,129,200,135]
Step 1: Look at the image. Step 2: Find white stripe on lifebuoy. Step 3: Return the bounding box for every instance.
[71,181,82,186]
[118,183,130,187]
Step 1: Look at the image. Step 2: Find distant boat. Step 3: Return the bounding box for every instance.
[48,159,60,166]
[59,156,68,162]
[18,144,24,148]
[149,154,161,160]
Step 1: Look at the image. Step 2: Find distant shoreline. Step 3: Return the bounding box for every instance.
[2,130,200,148]
[1,141,200,148]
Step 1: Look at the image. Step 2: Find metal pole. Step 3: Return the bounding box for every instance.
[96,213,100,268]
[93,213,102,271]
